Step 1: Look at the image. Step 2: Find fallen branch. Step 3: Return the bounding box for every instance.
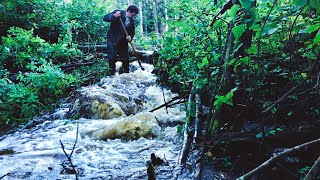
[193,89,202,143]
[60,123,79,180]
[237,138,320,180]
[149,94,188,112]
[304,155,320,180]
[60,61,95,70]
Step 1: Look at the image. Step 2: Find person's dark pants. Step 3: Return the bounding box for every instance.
[107,38,129,75]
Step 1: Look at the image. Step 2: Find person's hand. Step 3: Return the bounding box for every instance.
[126,35,132,42]
[114,11,121,17]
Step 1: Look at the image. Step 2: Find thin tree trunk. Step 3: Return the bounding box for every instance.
[180,88,196,164]
[152,0,159,34]
[193,89,202,143]
[163,0,169,33]
[139,1,144,36]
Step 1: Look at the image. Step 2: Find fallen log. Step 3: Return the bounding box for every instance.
[60,62,95,70]
[77,44,155,62]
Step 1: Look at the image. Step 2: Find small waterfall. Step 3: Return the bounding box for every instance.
[0,62,187,179]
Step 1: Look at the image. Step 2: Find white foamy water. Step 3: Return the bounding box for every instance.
[0,62,186,179]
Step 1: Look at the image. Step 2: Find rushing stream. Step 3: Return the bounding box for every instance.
[0,62,189,179]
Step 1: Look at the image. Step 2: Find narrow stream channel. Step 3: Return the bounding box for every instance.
[0,62,188,179]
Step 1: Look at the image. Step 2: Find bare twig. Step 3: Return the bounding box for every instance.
[60,61,95,69]
[60,123,79,180]
[288,0,310,41]
[149,94,188,112]
[257,0,278,64]
[70,124,79,158]
[161,86,168,114]
[237,138,320,180]
[262,53,319,115]
[0,173,10,180]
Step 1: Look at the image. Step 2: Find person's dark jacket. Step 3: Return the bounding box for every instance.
[103,10,135,45]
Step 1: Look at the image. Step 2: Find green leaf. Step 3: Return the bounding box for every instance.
[232,24,246,40]
[250,24,261,31]
[211,69,219,76]
[228,5,240,19]
[240,57,250,65]
[271,107,277,114]
[294,0,308,6]
[166,37,174,45]
[239,0,254,9]
[310,0,320,13]
[247,45,258,54]
[202,56,209,65]
[306,24,320,34]
[263,27,278,36]
[177,124,184,134]
[256,132,263,139]
[314,32,320,44]
[287,111,293,116]
[269,130,276,135]
[301,72,307,79]
[176,35,183,42]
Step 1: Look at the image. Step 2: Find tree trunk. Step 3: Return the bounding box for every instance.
[152,0,159,34]
[163,0,169,34]
[139,1,144,36]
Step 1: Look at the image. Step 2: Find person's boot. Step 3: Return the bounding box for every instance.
[121,57,130,73]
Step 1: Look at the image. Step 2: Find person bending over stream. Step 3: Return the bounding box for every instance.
[103,5,139,75]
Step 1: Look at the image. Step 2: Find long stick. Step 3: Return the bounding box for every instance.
[237,138,320,180]
[119,18,145,70]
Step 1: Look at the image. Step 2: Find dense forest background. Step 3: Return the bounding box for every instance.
[0,0,319,179]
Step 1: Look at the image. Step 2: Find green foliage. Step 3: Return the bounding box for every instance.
[0,27,49,71]
[177,124,184,134]
[154,0,320,134]
[71,58,109,84]
[0,62,79,124]
[0,27,81,72]
[23,63,78,104]
[298,166,311,178]
[240,0,255,9]
[0,78,39,123]
[214,87,238,110]
[256,128,283,139]
[0,27,81,124]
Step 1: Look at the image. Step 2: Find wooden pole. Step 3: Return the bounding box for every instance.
[119,18,145,70]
